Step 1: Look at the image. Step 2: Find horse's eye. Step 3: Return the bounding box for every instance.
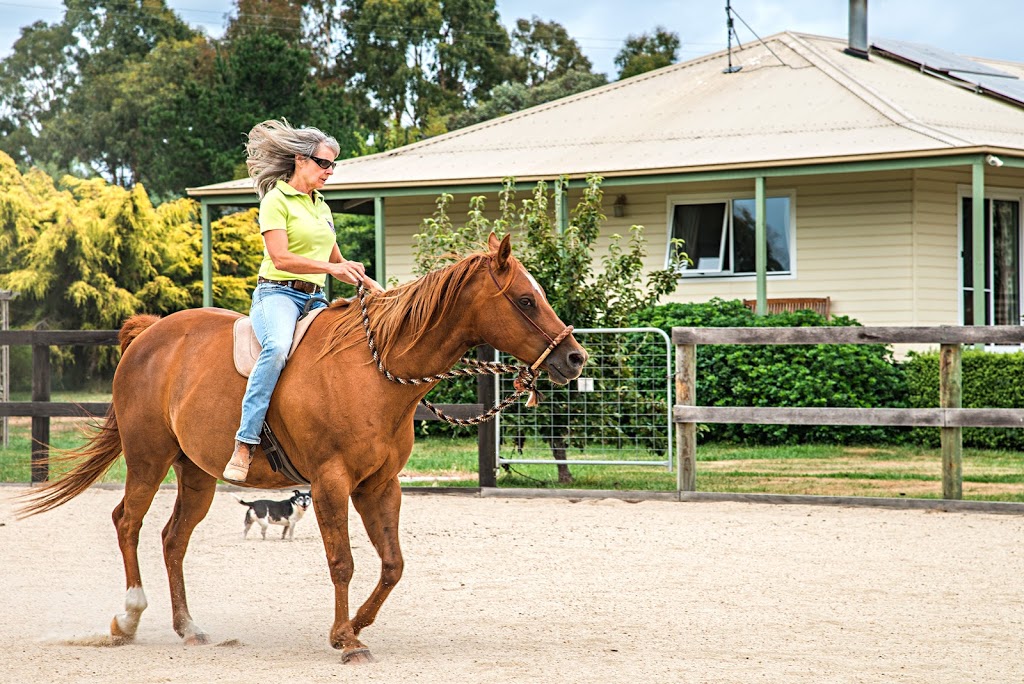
[518,297,533,308]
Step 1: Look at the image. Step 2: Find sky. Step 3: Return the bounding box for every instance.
[1,0,1023,77]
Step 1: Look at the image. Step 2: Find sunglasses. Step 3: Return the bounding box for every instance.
[309,155,337,170]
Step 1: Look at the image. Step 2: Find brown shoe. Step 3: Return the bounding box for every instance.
[222,441,255,483]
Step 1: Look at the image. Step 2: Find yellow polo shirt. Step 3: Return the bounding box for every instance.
[257,179,336,286]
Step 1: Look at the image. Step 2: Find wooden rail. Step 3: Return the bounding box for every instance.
[672,326,1024,499]
[0,330,493,483]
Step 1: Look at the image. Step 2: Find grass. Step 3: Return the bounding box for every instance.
[403,438,1024,501]
[3,405,1023,501]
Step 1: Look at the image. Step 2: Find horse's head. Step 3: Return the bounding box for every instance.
[471,233,588,385]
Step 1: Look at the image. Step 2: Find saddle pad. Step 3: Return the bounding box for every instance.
[233,307,328,378]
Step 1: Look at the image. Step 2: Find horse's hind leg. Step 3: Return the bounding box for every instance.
[350,478,404,639]
[111,451,176,643]
[163,456,217,645]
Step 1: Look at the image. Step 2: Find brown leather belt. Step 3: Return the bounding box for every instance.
[257,276,323,294]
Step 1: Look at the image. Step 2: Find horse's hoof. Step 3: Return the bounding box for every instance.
[184,632,211,646]
[342,647,375,664]
[109,617,135,645]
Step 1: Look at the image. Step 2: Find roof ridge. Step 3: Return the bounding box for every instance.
[783,32,972,148]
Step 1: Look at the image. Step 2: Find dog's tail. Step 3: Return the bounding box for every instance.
[232,493,253,506]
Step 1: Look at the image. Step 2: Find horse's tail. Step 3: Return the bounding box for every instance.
[14,316,158,519]
[119,313,160,353]
[16,406,123,518]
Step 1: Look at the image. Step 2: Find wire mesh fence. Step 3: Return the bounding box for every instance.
[497,327,673,469]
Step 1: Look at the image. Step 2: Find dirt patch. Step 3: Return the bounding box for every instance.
[2,485,1023,683]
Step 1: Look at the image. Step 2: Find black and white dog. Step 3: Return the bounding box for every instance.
[234,490,312,540]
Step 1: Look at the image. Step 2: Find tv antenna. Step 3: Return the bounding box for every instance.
[724,0,743,73]
[723,1,786,73]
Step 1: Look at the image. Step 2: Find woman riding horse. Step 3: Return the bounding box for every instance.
[18,233,586,664]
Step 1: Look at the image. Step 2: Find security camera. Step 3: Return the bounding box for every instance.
[986,154,1004,167]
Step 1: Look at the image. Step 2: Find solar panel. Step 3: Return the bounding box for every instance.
[949,71,1024,105]
[872,38,1013,77]
[872,38,1024,107]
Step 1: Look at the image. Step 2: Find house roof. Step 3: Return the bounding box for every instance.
[189,32,1024,198]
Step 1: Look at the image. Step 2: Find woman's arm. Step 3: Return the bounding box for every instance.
[264,230,382,290]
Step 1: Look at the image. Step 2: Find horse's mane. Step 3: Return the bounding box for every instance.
[320,251,516,367]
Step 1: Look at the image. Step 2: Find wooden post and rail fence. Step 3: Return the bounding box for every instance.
[4,326,1024,500]
[0,329,497,485]
[673,325,1024,500]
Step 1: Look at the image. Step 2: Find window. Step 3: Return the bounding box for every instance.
[962,197,1022,325]
[669,196,792,276]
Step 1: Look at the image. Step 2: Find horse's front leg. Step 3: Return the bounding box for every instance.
[311,476,372,664]
[350,477,404,637]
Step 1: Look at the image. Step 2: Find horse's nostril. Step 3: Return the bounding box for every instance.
[569,351,586,369]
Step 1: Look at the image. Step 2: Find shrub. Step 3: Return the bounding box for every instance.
[903,349,1024,449]
[631,298,910,445]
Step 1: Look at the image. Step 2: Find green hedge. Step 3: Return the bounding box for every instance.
[904,349,1024,449]
[631,298,910,445]
[424,298,1024,448]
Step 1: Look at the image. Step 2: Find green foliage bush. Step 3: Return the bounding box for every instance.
[631,298,910,445]
[903,349,1024,449]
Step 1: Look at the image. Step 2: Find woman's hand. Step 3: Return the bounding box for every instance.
[329,259,368,286]
[361,276,385,293]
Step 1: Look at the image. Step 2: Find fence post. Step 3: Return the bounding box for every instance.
[476,345,497,487]
[676,342,696,493]
[939,343,963,499]
[31,342,50,484]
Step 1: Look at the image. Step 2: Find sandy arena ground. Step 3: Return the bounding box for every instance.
[0,484,1022,683]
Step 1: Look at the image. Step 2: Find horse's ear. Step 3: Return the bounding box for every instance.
[490,232,512,270]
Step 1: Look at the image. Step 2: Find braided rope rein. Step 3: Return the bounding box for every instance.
[357,282,544,426]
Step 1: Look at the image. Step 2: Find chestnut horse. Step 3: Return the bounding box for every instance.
[18,233,586,663]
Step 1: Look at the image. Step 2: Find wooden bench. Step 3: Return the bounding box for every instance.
[742,297,831,320]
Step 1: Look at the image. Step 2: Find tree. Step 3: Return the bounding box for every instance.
[509,17,593,85]
[614,26,680,80]
[0,20,77,168]
[0,150,268,379]
[334,0,511,143]
[413,175,686,481]
[448,67,607,130]
[224,0,305,42]
[0,1,366,199]
[0,0,197,185]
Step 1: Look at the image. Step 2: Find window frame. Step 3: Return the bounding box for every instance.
[665,190,796,279]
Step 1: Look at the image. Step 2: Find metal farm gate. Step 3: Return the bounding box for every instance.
[496,327,673,469]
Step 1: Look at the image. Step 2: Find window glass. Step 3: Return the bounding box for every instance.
[732,197,791,274]
[671,203,727,271]
[670,196,791,276]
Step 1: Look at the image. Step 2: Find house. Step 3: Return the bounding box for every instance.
[188,13,1024,328]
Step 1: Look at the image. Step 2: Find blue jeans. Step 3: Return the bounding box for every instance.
[235,283,327,445]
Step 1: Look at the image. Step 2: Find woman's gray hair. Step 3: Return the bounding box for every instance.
[245,119,340,199]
